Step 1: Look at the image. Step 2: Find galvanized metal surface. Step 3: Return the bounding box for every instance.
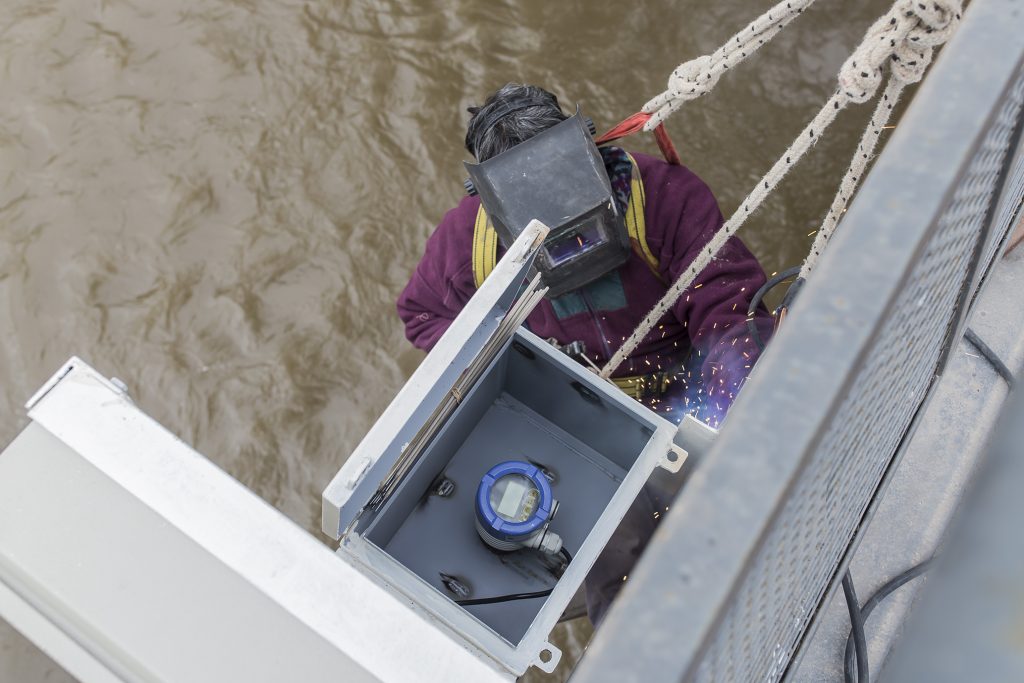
[572,1,1024,681]
[0,358,511,683]
[938,65,1024,377]
[789,247,1024,682]
[779,70,1024,683]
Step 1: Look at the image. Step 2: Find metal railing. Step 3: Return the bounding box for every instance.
[572,0,1024,681]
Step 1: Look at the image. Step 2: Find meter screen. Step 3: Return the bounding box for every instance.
[490,473,539,522]
[496,480,526,518]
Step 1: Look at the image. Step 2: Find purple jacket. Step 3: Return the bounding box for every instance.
[397,152,773,410]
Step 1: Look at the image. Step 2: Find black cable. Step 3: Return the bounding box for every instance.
[842,571,869,683]
[842,558,933,683]
[455,547,573,607]
[456,588,553,607]
[740,273,992,683]
[964,327,1015,387]
[747,266,803,350]
[739,259,1009,683]
[833,316,1007,683]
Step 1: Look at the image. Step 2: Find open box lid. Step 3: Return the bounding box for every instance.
[322,220,550,539]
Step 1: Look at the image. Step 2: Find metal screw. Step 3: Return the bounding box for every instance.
[433,477,456,498]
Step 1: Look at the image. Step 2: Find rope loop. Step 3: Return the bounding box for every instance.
[839,0,961,103]
[641,0,819,130]
[641,56,721,128]
[668,55,721,104]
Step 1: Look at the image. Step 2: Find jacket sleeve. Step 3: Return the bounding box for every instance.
[396,202,478,352]
[645,163,774,417]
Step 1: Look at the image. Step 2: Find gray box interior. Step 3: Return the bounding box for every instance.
[359,332,658,644]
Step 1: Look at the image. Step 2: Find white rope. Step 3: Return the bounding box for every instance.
[643,0,820,130]
[800,77,906,278]
[802,0,963,276]
[837,0,961,104]
[601,0,962,378]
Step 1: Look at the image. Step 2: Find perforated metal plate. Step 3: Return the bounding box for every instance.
[691,67,1024,683]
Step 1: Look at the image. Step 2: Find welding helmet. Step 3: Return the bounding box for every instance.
[464,111,631,298]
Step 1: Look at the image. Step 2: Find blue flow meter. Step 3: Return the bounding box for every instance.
[475,461,562,554]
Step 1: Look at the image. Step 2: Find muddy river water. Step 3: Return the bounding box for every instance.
[1,0,899,679]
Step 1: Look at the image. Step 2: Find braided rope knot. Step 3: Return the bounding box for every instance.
[639,0,818,130]
[667,55,721,101]
[839,0,961,103]
[641,55,720,128]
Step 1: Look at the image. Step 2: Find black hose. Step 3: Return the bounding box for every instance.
[842,571,869,683]
[835,317,1007,683]
[964,327,1015,387]
[455,546,574,607]
[747,266,803,350]
[739,262,1009,683]
[456,588,553,607]
[842,558,933,683]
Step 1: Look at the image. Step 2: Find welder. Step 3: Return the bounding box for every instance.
[396,83,774,622]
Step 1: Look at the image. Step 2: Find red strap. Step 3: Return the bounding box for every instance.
[594,112,651,145]
[595,111,681,166]
[652,123,682,166]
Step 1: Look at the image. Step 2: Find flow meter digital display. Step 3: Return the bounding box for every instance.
[475,461,561,554]
[490,473,539,522]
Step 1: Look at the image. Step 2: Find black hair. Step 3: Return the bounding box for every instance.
[464,83,567,162]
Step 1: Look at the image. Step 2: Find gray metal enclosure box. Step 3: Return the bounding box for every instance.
[323,222,686,676]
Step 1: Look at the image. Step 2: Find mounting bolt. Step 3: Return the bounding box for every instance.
[433,477,456,498]
[439,572,471,599]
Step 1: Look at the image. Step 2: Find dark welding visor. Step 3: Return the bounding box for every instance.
[464,111,631,298]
